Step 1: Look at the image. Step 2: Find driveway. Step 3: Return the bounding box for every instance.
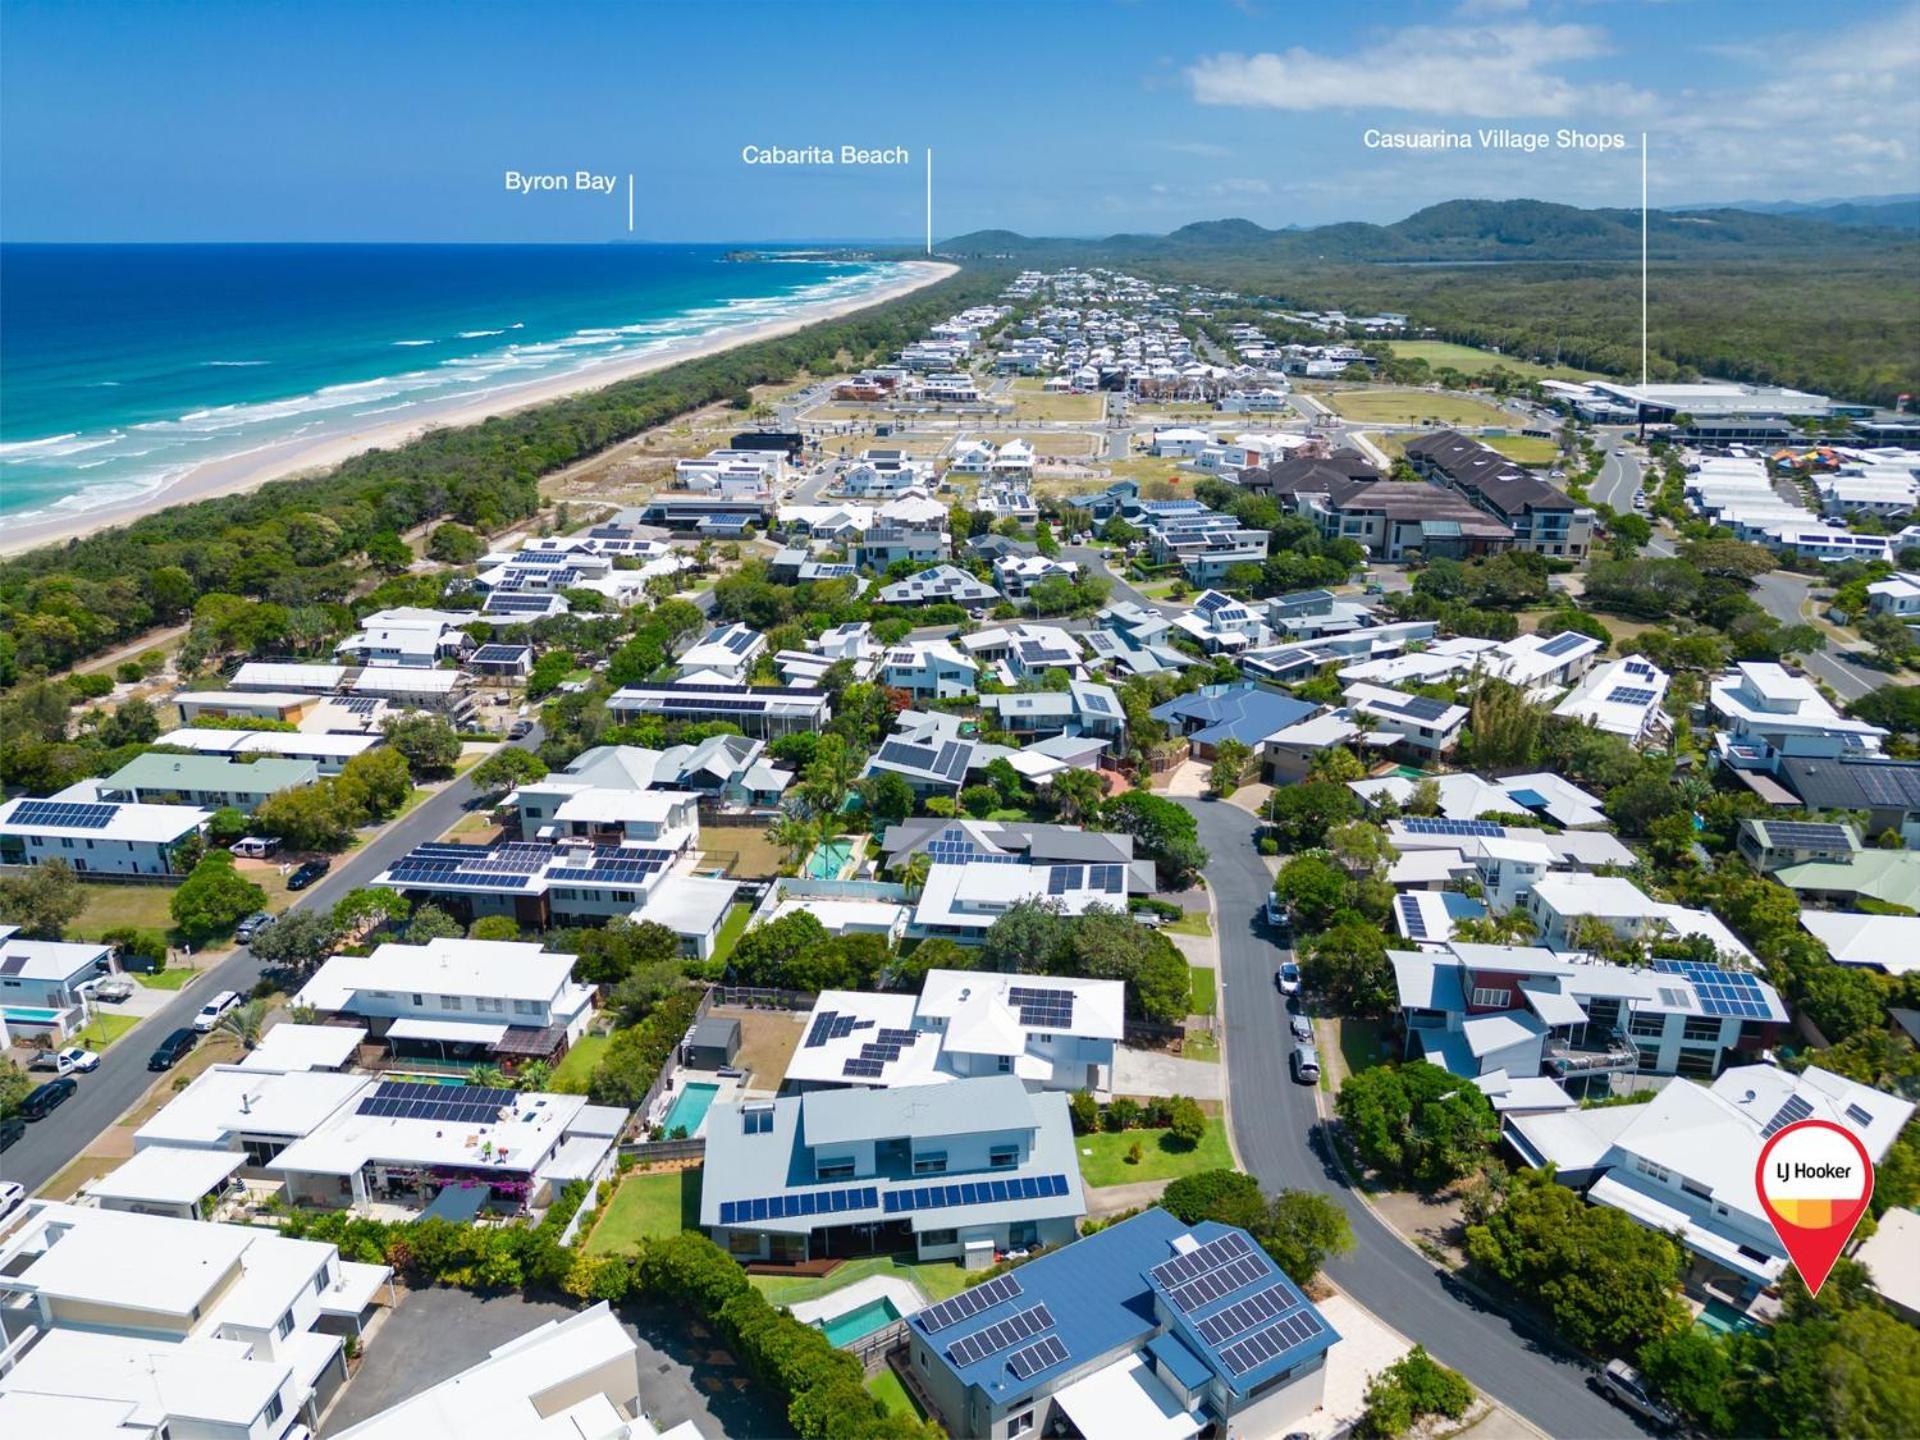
[321,1287,792,1438]
[1113,1046,1222,1100]
[1749,570,1883,700]
[1181,797,1651,1439]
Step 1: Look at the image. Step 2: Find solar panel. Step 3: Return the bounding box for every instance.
[805,1011,838,1048]
[842,1058,885,1078]
[945,1304,1056,1368]
[916,1273,1024,1334]
[1080,690,1113,715]
[1150,1231,1254,1295]
[1606,687,1657,705]
[1167,1252,1268,1313]
[1397,894,1429,940]
[1218,1308,1328,1376]
[1046,865,1082,895]
[471,643,531,663]
[1008,986,1076,1029]
[1538,631,1590,658]
[486,593,558,613]
[1845,1102,1875,1129]
[1760,821,1851,847]
[8,799,118,830]
[1402,817,1504,839]
[1762,1094,1815,1138]
[1006,1334,1069,1380]
[1194,1281,1303,1347]
[1391,695,1452,722]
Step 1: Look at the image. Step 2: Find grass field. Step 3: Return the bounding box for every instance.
[1189,966,1217,1017]
[1484,435,1561,466]
[72,1011,140,1051]
[867,1368,926,1421]
[1166,910,1212,939]
[1324,389,1514,428]
[1335,1017,1391,1083]
[549,1032,608,1094]
[1075,1120,1235,1188]
[584,1169,700,1254]
[749,1252,979,1308]
[66,883,179,943]
[135,967,195,990]
[1183,1029,1220,1063]
[1009,380,1104,422]
[1387,340,1602,381]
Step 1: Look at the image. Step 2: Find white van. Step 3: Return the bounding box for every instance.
[193,990,242,1032]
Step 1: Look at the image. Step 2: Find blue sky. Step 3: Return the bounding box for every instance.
[3,0,1915,242]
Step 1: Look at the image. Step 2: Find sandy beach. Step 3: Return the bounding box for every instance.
[0,260,957,558]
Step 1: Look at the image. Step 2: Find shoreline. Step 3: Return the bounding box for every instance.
[0,260,958,558]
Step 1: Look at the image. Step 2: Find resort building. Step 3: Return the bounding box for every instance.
[1404,430,1594,558]
[905,1207,1339,1440]
[700,1076,1085,1267]
[605,680,830,739]
[0,792,209,877]
[97,752,319,814]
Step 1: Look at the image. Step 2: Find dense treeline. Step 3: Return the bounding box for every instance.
[0,265,1003,680]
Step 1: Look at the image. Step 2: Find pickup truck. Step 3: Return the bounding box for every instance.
[91,976,135,1002]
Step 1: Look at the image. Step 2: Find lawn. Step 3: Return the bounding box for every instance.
[710,903,754,965]
[549,1032,609,1094]
[1386,340,1602,381]
[1188,965,1217,1017]
[1484,435,1561,466]
[867,1368,926,1422]
[72,1011,140,1051]
[749,1252,979,1308]
[584,1169,701,1254]
[1075,1120,1235,1188]
[1324,389,1514,428]
[1009,380,1103,422]
[1335,1017,1391,1083]
[1183,1029,1220,1064]
[134,967,196,990]
[1167,910,1212,939]
[67,882,179,943]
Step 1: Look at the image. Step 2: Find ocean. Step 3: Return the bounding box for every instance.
[0,244,892,524]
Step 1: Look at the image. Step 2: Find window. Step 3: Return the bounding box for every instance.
[513,999,541,1015]
[817,1157,856,1181]
[476,997,504,1014]
[313,1269,328,1296]
[275,1309,295,1339]
[1675,1047,1718,1078]
[262,1393,283,1426]
[1008,1411,1035,1436]
[440,995,463,1010]
[996,1054,1012,1073]
[1470,987,1511,1008]
[1681,1016,1721,1043]
[1681,1178,1713,1202]
[1635,1044,1660,1072]
[411,994,424,1007]
[1634,1155,1671,1184]
[989,1146,1019,1170]
[913,1152,948,1175]
[922,1228,957,1247]
[1629,1012,1666,1039]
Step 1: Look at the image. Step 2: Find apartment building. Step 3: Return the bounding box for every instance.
[1405,431,1593,558]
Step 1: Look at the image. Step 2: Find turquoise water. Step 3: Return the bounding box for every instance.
[1,1006,63,1023]
[0,244,896,522]
[805,838,856,879]
[818,1297,901,1347]
[662,1081,719,1137]
[1697,1300,1768,1337]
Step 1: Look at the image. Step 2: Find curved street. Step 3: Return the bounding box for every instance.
[1180,795,1651,1440]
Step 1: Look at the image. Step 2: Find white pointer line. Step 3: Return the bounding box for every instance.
[1640,134,1648,387]
[926,148,933,256]
[628,174,635,234]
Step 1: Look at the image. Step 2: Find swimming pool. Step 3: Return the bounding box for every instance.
[661,1081,718,1138]
[818,1296,901,1347]
[1,1005,63,1026]
[1696,1299,1768,1338]
[804,838,856,879]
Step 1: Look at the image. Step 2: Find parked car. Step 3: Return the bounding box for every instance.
[29,1047,98,1076]
[231,835,281,859]
[286,857,331,890]
[508,719,534,740]
[19,1075,78,1121]
[235,911,277,945]
[56,1045,101,1072]
[193,990,242,1032]
[0,1180,23,1218]
[1595,1360,1679,1430]
[1290,1043,1321,1085]
[0,1116,25,1152]
[1264,895,1288,929]
[91,976,135,1003]
[1276,961,1302,997]
[1289,1014,1314,1043]
[148,1028,198,1071]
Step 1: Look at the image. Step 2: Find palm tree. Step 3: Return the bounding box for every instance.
[216,1000,267,1051]
[769,813,821,873]
[901,852,933,897]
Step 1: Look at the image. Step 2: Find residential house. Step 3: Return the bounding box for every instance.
[1341,683,1469,759]
[906,1207,1338,1440]
[1798,912,1920,979]
[605,681,830,739]
[1172,590,1272,652]
[1773,848,1920,910]
[994,554,1080,599]
[0,933,117,1044]
[862,711,980,798]
[1737,818,1863,873]
[334,607,475,668]
[97,753,318,814]
[774,620,884,686]
[1404,431,1593,558]
[1150,683,1317,761]
[0,792,209,877]
[699,1077,1085,1266]
[675,623,766,683]
[978,679,1125,743]
[962,623,1087,685]
[881,639,980,700]
[1709,661,1886,777]
[1551,655,1673,746]
[842,450,935,497]
[877,565,1003,610]
[911,859,1144,944]
[854,526,950,572]
[152,727,383,776]
[468,642,535,681]
[1352,770,1610,829]
[1525,874,1755,963]
[1775,754,1920,848]
[878,818,1139,874]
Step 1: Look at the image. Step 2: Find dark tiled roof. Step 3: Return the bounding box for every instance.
[1779,756,1920,811]
[1407,430,1574,514]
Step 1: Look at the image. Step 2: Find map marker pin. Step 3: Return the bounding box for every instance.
[1754,1118,1874,1298]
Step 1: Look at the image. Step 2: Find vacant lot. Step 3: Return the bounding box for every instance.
[1075,1119,1234,1187]
[698,827,788,879]
[1388,340,1602,381]
[66,882,179,943]
[710,1004,805,1087]
[1010,380,1104,422]
[1325,389,1513,428]
[1484,435,1560,466]
[586,1168,702,1254]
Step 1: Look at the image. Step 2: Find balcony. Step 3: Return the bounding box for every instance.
[1544,1029,1639,1075]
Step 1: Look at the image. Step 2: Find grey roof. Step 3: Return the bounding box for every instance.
[1780,755,1920,812]
[879,819,1129,866]
[690,1017,740,1048]
[105,753,318,794]
[805,1076,1036,1147]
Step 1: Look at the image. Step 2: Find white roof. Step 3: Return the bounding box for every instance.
[295,938,579,1012]
[90,1147,244,1206]
[0,1329,287,1429]
[1552,655,1671,738]
[387,1016,510,1045]
[5,1203,255,1315]
[635,875,739,938]
[173,689,312,710]
[329,1303,654,1440]
[921,967,1126,1042]
[0,795,209,844]
[1799,912,1920,977]
[550,787,700,826]
[272,1087,591,1180]
[0,936,111,981]
[238,1022,366,1071]
[155,728,383,760]
[231,661,346,690]
[134,1064,371,1147]
[781,990,939,1088]
[765,895,909,936]
[1355,770,1606,828]
[1050,1353,1203,1440]
[353,666,465,695]
[1856,1208,1920,1317]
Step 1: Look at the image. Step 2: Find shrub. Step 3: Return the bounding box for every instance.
[1126,1139,1145,1165]
[587,988,704,1106]
[1358,1346,1474,1438]
[1166,1095,1206,1148]
[1105,1097,1142,1132]
[1069,1089,1098,1135]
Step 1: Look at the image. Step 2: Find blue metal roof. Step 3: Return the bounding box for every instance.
[1149,684,1316,749]
[1147,1330,1215,1391]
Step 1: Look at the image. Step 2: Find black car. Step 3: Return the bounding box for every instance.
[148,1027,198,1071]
[19,1075,78,1120]
[286,857,331,891]
[0,1115,25,1151]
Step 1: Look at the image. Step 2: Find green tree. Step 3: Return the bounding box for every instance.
[469,915,520,941]
[406,904,464,943]
[1335,1061,1499,1188]
[1208,738,1252,797]
[0,1061,33,1119]
[0,860,87,939]
[1046,766,1105,825]
[331,886,411,935]
[1262,1189,1355,1286]
[428,523,484,564]
[1301,919,1394,1016]
[469,745,549,793]
[215,999,269,1050]
[1636,1327,1735,1435]
[247,908,341,971]
[253,782,358,851]
[1103,789,1208,888]
[728,910,830,987]
[169,851,267,942]
[1274,855,1348,932]
[1357,1346,1474,1439]
[863,770,915,826]
[381,714,462,780]
[1165,1094,1206,1148]
[1160,1169,1268,1230]
[982,898,1070,976]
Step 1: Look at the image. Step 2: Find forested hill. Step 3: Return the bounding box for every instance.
[940,198,1915,263]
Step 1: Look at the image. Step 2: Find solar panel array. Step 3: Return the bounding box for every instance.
[923,827,1020,866]
[1402,816,1505,839]
[486,593,560,613]
[1651,960,1775,1020]
[916,1273,1024,1334]
[1383,694,1452,722]
[1150,1231,1256,1309]
[1045,863,1126,896]
[805,1011,875,1048]
[1194,1280,1303,1347]
[945,1304,1055,1367]
[8,799,117,829]
[882,1173,1072,1215]
[1006,1334,1070,1381]
[1008,986,1075,1029]
[1606,687,1657,706]
[716,1187,879,1226]
[1217,1307,1328,1378]
[1080,689,1114,716]
[1761,1093,1815,1139]
[1397,893,1429,940]
[1539,631,1591,658]
[1623,660,1656,678]
[1169,1251,1268,1313]
[339,696,382,715]
[1759,821,1852,848]
[355,1079,519,1124]
[843,1025,922,1079]
[471,643,532,663]
[1844,1101,1875,1129]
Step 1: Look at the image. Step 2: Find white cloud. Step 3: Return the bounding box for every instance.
[1456,0,1530,15]
[1186,21,1653,118]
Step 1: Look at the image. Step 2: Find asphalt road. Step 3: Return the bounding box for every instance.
[0,728,544,1196]
[1749,571,1881,701]
[1591,442,1642,514]
[1182,797,1650,1440]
